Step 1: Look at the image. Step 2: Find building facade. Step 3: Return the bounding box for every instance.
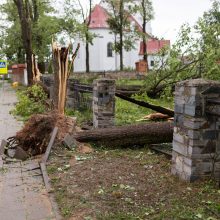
[73,4,170,72]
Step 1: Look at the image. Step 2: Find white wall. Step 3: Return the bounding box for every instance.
[73,28,142,72]
[146,54,169,70]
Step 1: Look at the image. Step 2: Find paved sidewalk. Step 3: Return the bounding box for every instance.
[0,82,23,142]
[0,82,57,220]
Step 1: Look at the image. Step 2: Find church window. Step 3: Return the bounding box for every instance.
[107,42,113,57]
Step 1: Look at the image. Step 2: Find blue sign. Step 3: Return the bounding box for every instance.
[0,60,7,74]
[0,62,6,68]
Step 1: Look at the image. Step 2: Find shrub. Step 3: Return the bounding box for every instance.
[12,84,48,120]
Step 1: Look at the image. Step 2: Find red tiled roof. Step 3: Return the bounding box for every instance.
[88,4,109,29]
[139,39,170,55]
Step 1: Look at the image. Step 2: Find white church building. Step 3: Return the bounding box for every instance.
[73,3,170,72]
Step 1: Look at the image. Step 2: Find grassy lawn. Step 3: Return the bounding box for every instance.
[71,77,145,87]
[66,95,174,126]
[116,96,173,126]
[116,79,145,86]
[48,145,220,220]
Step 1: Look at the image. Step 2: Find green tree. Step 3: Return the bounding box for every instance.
[145,0,220,98]
[0,0,61,75]
[105,0,139,71]
[62,0,94,73]
[133,0,154,68]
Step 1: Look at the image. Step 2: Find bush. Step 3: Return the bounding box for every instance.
[12,84,48,120]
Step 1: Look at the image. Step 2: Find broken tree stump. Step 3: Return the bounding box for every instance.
[52,42,80,114]
[74,122,173,147]
[52,43,70,114]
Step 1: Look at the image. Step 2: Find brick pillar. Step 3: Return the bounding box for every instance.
[172,79,220,181]
[93,78,115,128]
[66,79,79,109]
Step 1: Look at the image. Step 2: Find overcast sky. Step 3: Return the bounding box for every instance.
[1,0,214,44]
[85,0,213,44]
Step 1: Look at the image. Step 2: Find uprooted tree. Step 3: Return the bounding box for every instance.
[52,42,80,114]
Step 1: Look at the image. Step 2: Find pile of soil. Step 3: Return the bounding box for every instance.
[8,111,75,156]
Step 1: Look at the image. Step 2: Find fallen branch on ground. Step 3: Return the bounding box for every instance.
[116,93,174,117]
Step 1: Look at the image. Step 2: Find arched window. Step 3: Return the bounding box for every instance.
[107,42,113,57]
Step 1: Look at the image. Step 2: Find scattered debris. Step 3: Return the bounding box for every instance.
[150,143,172,157]
[63,133,77,149]
[13,147,29,161]
[0,140,7,155]
[0,157,3,168]
[136,113,171,122]
[77,143,94,154]
[40,162,52,192]
[42,127,58,163]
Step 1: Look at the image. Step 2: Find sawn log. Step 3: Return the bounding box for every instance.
[74,122,173,147]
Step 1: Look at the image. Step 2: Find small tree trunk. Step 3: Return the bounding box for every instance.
[86,35,90,73]
[119,1,124,71]
[85,0,92,73]
[119,32,123,71]
[52,43,70,114]
[142,0,149,71]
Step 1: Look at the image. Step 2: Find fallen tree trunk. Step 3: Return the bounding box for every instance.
[74,122,173,147]
[116,93,174,117]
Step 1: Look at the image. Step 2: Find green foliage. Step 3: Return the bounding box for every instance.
[105,0,142,70]
[0,0,61,63]
[62,0,96,44]
[116,79,145,86]
[12,84,47,120]
[144,1,220,98]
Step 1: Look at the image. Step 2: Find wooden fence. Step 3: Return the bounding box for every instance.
[41,75,143,111]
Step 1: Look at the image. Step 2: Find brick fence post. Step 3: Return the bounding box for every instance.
[172,79,220,181]
[93,78,115,128]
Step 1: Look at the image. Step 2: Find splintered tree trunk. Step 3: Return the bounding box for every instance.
[52,43,70,115]
[74,122,173,147]
[32,54,41,82]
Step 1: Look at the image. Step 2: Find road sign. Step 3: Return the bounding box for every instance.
[0,60,8,74]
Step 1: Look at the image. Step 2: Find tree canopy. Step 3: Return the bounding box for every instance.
[144,0,220,98]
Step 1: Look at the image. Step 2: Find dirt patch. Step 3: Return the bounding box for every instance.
[48,146,220,220]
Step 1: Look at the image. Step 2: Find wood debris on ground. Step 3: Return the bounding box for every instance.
[136,113,173,122]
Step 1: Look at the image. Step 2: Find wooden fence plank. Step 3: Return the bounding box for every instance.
[42,127,58,163]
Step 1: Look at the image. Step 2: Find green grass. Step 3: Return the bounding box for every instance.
[116,79,145,86]
[115,95,174,126]
[65,108,92,125]
[65,96,173,127]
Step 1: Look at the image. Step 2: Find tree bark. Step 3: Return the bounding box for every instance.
[116,92,174,117]
[85,0,92,73]
[13,0,33,85]
[119,0,124,71]
[85,33,90,73]
[142,0,148,70]
[74,122,173,147]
